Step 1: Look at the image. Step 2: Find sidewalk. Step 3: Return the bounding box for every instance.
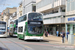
[43,35,75,46]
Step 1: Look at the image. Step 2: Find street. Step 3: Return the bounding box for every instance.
[0,0,75,50]
[0,37,75,50]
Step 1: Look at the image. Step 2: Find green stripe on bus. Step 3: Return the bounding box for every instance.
[18,34,24,39]
[14,32,17,34]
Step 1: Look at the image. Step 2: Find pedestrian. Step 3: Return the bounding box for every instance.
[61,31,65,43]
[66,31,69,40]
[56,30,59,37]
[45,31,48,37]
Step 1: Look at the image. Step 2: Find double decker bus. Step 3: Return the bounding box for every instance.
[9,19,18,36]
[0,21,8,37]
[18,12,44,40]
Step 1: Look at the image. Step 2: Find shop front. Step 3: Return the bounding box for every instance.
[65,17,75,44]
[44,24,65,36]
[66,24,75,35]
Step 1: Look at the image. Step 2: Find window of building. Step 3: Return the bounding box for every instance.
[67,0,70,2]
[62,9,65,12]
[36,0,52,9]
[55,0,58,2]
[2,17,3,18]
[70,0,74,2]
[44,16,64,20]
[67,3,70,12]
[58,16,61,18]
[61,7,65,12]
[32,6,36,12]
[67,0,75,12]
[74,1,75,10]
[2,19,3,21]
[71,1,74,11]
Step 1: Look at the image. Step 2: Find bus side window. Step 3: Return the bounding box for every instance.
[25,25,26,33]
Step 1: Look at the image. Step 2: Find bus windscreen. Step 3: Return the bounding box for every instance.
[28,13,43,21]
[0,23,6,34]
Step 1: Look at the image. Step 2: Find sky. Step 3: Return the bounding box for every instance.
[0,0,22,12]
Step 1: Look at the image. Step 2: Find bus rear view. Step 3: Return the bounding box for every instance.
[0,21,7,37]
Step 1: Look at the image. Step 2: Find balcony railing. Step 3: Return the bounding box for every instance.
[43,17,65,24]
[43,12,65,18]
[54,0,65,7]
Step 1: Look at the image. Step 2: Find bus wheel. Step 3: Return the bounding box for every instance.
[10,35,13,37]
[18,38,20,40]
[9,34,13,37]
[38,40,41,42]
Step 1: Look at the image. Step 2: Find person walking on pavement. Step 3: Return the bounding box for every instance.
[66,31,69,40]
[56,30,59,37]
[61,31,65,43]
[45,31,48,37]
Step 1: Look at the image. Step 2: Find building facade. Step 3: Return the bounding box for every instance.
[1,7,17,27]
[8,12,17,28]
[0,12,1,21]
[65,0,75,44]
[17,2,23,19]
[36,0,66,36]
[22,0,36,15]
[1,10,5,21]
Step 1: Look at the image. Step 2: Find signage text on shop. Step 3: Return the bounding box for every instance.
[68,17,75,21]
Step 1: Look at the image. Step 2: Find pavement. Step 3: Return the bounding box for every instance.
[43,35,75,46]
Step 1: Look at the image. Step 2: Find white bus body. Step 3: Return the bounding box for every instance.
[0,21,8,37]
[17,12,43,40]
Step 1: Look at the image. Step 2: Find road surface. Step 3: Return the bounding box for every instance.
[0,37,75,50]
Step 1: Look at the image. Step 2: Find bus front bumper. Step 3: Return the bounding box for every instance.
[0,34,8,37]
[25,36,43,40]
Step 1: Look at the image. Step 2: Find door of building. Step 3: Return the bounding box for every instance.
[50,27,53,35]
[62,27,65,31]
[53,27,56,35]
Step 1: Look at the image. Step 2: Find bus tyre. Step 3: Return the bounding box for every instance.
[9,33,13,37]
[18,37,20,39]
[38,40,42,42]
[9,35,12,37]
